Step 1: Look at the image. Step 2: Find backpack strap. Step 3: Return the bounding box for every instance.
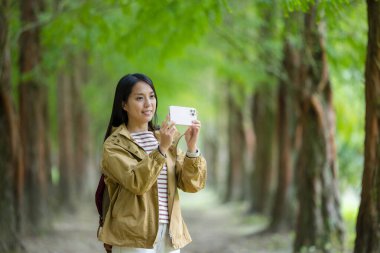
[95,175,113,252]
[104,243,112,253]
[95,174,106,224]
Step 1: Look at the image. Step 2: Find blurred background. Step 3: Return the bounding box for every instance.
[1,0,375,252]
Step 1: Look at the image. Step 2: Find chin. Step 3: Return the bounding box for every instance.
[143,116,153,123]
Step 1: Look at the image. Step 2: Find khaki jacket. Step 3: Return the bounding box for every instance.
[98,124,207,249]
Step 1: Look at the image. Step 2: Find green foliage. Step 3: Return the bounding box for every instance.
[6,0,366,191]
[283,0,351,14]
[9,0,367,203]
[210,0,283,107]
[8,2,21,99]
[34,0,223,147]
[11,0,366,189]
[327,1,366,190]
[341,190,359,250]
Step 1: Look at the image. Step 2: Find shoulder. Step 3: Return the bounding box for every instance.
[103,125,135,153]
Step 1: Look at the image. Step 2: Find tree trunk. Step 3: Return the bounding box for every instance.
[294,4,344,252]
[0,1,24,250]
[19,0,50,234]
[57,69,76,210]
[268,48,293,231]
[72,54,90,198]
[249,90,276,214]
[57,52,92,206]
[267,13,302,233]
[203,128,219,188]
[270,80,292,231]
[224,85,245,202]
[354,0,380,252]
[248,0,278,215]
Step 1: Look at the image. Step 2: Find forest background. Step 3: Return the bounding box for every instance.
[1,0,379,253]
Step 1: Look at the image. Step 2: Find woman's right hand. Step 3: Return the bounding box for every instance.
[159,115,176,155]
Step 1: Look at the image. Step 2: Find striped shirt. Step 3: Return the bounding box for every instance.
[130,131,169,224]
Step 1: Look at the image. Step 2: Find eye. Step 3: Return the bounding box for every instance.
[150,94,156,99]
[136,96,143,101]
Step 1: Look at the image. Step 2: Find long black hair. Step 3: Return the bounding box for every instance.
[103,73,158,142]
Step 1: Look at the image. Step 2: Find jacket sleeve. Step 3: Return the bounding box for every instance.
[175,149,207,193]
[102,143,166,195]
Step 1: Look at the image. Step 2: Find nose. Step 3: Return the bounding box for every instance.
[144,98,151,108]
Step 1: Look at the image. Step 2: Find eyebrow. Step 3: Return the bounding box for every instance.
[134,92,155,95]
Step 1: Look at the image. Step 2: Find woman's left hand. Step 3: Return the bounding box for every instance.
[185,120,201,152]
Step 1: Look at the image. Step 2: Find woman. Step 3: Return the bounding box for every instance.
[98,73,207,253]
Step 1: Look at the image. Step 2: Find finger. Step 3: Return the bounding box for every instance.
[184,127,191,135]
[168,122,177,131]
[169,128,176,135]
[162,117,171,129]
[192,127,199,136]
[168,121,176,128]
[193,125,201,131]
[189,126,200,133]
[165,121,175,132]
[191,121,201,128]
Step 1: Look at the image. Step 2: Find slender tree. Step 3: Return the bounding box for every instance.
[0,0,23,250]
[19,0,51,233]
[267,31,300,231]
[72,54,90,197]
[249,0,279,214]
[57,52,92,207]
[203,128,219,189]
[57,66,76,210]
[354,0,380,252]
[224,83,246,202]
[294,3,344,252]
[250,89,276,213]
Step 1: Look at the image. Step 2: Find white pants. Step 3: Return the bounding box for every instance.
[112,224,180,253]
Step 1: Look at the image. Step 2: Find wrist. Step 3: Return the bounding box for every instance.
[158,146,167,157]
[186,149,200,158]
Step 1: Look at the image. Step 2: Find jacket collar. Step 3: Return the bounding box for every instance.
[115,124,132,140]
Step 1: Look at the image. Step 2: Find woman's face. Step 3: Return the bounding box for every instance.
[123,81,157,127]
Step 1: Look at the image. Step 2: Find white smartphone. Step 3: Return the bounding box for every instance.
[169,106,197,126]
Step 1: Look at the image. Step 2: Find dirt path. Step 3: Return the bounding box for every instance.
[180,191,292,253]
[22,203,104,253]
[22,190,292,253]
